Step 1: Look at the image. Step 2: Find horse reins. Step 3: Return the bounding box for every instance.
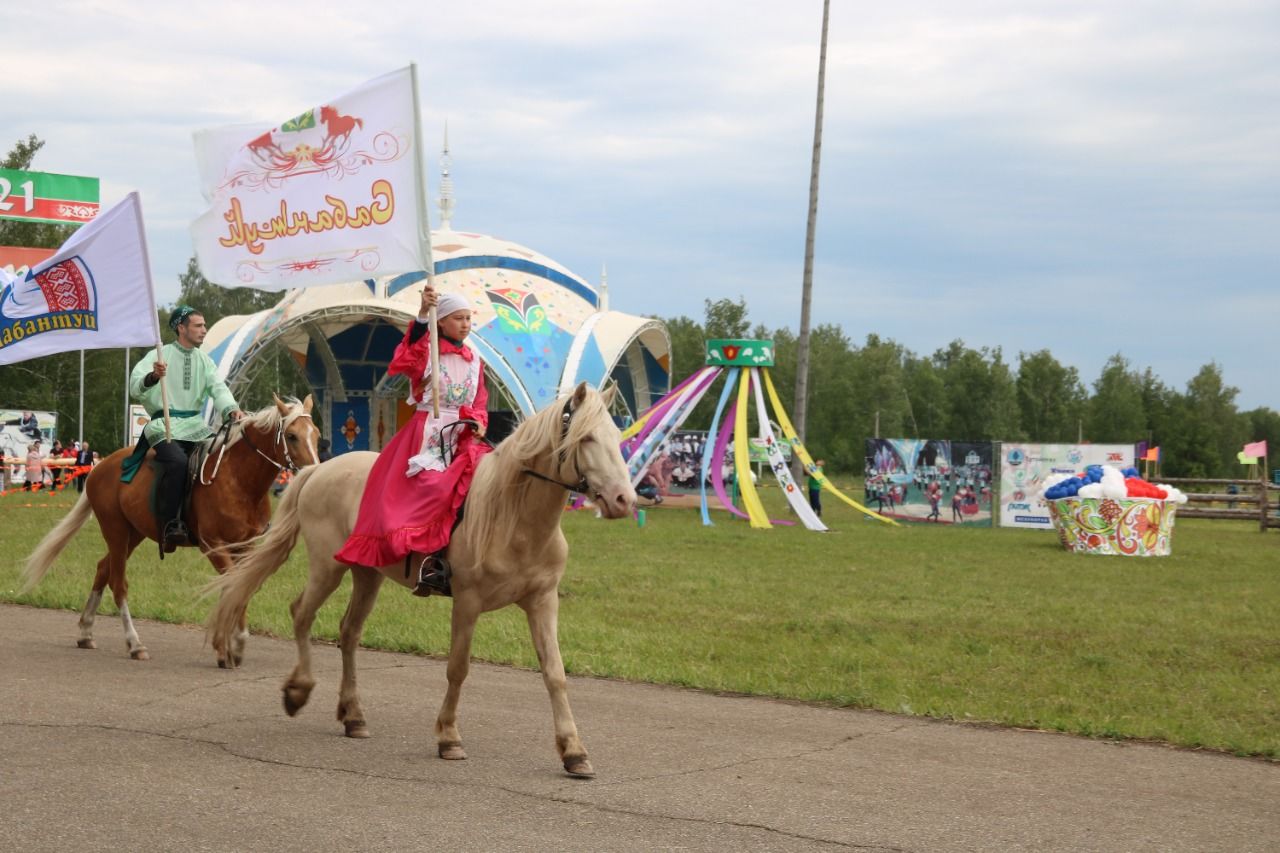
[521,399,591,495]
[201,412,313,484]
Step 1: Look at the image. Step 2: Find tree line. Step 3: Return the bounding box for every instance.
[3,136,1275,477]
[660,297,1279,478]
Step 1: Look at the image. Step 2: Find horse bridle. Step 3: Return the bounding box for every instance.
[243,412,313,472]
[522,398,591,495]
[201,412,313,484]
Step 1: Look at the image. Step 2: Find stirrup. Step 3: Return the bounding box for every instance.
[413,554,452,598]
[162,519,189,551]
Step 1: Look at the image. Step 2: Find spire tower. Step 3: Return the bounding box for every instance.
[438,122,455,230]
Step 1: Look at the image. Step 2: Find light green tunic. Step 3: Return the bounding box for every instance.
[130,342,240,444]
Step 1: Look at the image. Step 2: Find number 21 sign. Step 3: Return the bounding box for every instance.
[0,168,99,226]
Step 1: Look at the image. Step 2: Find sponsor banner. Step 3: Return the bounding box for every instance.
[998,443,1135,529]
[864,438,994,526]
[1,409,57,481]
[747,434,791,464]
[0,168,100,226]
[129,404,148,444]
[192,66,425,289]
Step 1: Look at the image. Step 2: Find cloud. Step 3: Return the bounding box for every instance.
[4,0,1277,407]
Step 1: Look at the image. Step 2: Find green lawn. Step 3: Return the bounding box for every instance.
[3,485,1278,758]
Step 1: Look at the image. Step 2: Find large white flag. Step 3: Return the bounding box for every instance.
[191,66,427,290]
[0,192,158,365]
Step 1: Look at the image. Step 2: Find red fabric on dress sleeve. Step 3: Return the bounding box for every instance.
[389,323,432,402]
[389,323,430,380]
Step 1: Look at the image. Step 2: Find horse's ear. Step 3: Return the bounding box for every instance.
[273,393,289,415]
[302,394,314,414]
[601,383,619,408]
[572,381,589,408]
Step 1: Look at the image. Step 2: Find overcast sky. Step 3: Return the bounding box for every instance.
[8,0,1278,408]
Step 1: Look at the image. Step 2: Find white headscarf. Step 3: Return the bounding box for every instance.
[435,292,470,318]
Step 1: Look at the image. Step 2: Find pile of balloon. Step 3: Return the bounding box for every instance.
[1040,465,1188,504]
[1040,465,1186,557]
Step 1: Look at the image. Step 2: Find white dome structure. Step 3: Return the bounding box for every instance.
[204,227,670,453]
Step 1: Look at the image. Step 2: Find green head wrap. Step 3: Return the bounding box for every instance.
[168,305,198,331]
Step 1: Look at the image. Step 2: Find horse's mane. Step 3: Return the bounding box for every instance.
[222,397,306,450]
[462,387,613,551]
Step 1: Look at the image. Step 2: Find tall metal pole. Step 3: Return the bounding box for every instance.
[793,0,830,465]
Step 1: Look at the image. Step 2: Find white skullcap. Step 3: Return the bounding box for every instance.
[435,292,470,319]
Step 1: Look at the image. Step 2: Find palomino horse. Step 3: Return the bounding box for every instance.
[22,396,320,665]
[207,383,635,777]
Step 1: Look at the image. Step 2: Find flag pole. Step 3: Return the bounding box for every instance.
[409,63,440,418]
[131,193,171,441]
[124,348,131,447]
[78,349,85,444]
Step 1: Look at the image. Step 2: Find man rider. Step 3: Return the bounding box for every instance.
[129,306,243,550]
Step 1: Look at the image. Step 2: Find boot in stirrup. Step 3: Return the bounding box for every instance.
[162,518,189,553]
[413,553,452,597]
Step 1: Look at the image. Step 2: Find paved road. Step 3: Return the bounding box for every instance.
[2,603,1276,852]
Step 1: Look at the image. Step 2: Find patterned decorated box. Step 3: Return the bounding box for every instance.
[1046,497,1178,557]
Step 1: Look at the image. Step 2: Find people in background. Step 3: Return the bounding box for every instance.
[74,441,94,492]
[807,459,825,517]
[25,441,43,490]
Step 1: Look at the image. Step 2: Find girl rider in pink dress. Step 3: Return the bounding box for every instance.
[335,286,491,596]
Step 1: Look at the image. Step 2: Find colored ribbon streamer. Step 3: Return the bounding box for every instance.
[733,371,771,528]
[750,368,826,531]
[700,367,739,525]
[628,366,719,486]
[620,366,715,442]
[761,370,898,527]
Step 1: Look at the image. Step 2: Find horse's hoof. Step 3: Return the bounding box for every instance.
[76,639,96,650]
[563,756,595,778]
[282,687,309,717]
[217,658,230,669]
[231,653,244,668]
[130,648,150,661]
[438,741,467,760]
[344,720,370,739]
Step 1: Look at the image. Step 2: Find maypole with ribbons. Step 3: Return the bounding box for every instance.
[621,339,897,529]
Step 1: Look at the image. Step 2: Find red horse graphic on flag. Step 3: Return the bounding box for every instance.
[227,102,399,191]
[320,105,363,148]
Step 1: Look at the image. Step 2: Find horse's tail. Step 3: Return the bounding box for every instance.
[204,463,318,652]
[20,491,95,593]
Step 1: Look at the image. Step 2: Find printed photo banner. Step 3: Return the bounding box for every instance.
[863,438,994,526]
[192,66,425,290]
[0,409,57,470]
[998,442,1135,529]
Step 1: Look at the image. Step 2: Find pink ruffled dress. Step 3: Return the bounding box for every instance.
[335,325,491,568]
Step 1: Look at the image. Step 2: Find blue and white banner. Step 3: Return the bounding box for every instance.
[998,443,1135,529]
[0,192,157,365]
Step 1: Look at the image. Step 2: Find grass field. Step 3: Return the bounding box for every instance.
[3,484,1277,758]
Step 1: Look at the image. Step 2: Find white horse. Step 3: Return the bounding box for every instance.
[207,383,635,777]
